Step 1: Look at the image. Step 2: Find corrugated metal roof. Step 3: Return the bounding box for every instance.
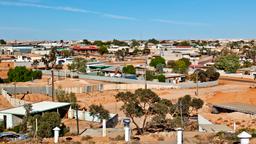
[0,101,70,116]
[213,103,256,115]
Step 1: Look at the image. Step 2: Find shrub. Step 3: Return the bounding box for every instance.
[112,135,125,141]
[157,74,166,82]
[81,135,93,141]
[123,65,136,74]
[8,66,42,82]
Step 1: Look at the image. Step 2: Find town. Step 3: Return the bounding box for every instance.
[1,38,256,143]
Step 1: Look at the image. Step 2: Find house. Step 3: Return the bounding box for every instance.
[56,57,73,65]
[31,47,51,55]
[101,66,123,77]
[71,45,98,53]
[0,101,70,129]
[164,73,186,84]
[108,45,130,53]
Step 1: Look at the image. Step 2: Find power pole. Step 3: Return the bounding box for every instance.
[179,101,184,128]
[144,55,147,89]
[14,81,16,99]
[51,69,55,101]
[75,104,79,135]
[196,71,199,96]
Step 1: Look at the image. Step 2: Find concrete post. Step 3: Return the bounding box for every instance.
[53,127,60,143]
[238,131,251,144]
[233,121,236,132]
[123,119,131,142]
[102,119,107,137]
[68,106,73,119]
[176,128,184,144]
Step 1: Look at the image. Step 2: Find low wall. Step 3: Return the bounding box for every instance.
[219,70,254,79]
[1,84,104,97]
[68,108,118,128]
[1,89,28,107]
[103,80,218,91]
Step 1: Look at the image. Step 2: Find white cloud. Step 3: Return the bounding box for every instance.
[102,14,137,21]
[152,19,208,26]
[0,1,136,20]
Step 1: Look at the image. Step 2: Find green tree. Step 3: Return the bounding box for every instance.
[215,54,240,73]
[146,70,155,81]
[34,112,62,138]
[62,50,73,58]
[176,95,204,118]
[89,104,110,121]
[0,39,6,45]
[148,38,159,45]
[179,58,191,67]
[157,74,166,82]
[21,104,32,132]
[41,47,57,69]
[122,65,136,74]
[93,40,104,46]
[81,39,92,45]
[8,66,42,82]
[72,57,87,73]
[190,68,220,82]
[142,48,150,55]
[172,60,188,74]
[131,39,140,48]
[205,67,220,81]
[167,60,176,68]
[31,60,39,69]
[115,49,127,61]
[112,39,128,46]
[243,60,253,68]
[245,46,256,63]
[150,56,166,68]
[56,89,77,109]
[98,45,109,55]
[173,41,191,46]
[115,89,169,134]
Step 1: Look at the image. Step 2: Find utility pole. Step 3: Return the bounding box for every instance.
[144,55,147,89]
[179,101,184,128]
[14,81,16,99]
[196,71,199,96]
[51,69,55,101]
[75,104,79,135]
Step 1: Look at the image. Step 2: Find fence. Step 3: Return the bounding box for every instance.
[1,89,28,107]
[0,84,104,97]
[42,70,219,89]
[68,108,118,128]
[103,80,218,91]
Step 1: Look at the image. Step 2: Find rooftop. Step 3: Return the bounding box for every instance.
[213,102,256,115]
[0,101,70,116]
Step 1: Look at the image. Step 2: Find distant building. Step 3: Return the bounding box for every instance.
[72,45,98,53]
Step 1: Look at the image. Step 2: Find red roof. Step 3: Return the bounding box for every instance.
[72,45,98,51]
[175,46,192,49]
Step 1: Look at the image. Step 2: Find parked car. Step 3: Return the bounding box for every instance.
[0,132,29,142]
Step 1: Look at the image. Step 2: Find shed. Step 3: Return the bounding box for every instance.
[0,101,70,129]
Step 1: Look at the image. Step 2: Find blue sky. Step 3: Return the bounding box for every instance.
[0,0,255,40]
